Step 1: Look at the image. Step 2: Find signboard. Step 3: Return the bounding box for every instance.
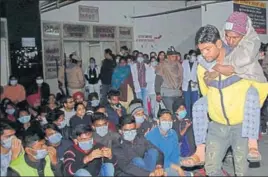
[43,22,61,38]
[79,5,99,22]
[63,24,90,38]
[44,40,61,79]
[22,38,36,47]
[119,27,132,39]
[93,25,116,39]
[233,0,266,34]
[136,35,155,42]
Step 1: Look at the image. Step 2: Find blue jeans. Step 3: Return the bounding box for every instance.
[136,88,148,115]
[132,148,158,172]
[183,90,198,118]
[74,163,114,177]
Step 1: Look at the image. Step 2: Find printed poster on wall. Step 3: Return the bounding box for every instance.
[42,22,61,38]
[233,0,267,34]
[93,25,116,39]
[63,24,90,38]
[119,27,133,39]
[44,40,61,79]
[79,5,99,22]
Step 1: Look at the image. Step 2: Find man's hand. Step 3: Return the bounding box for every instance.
[156,95,162,102]
[185,120,192,128]
[85,149,103,163]
[102,147,112,159]
[171,164,185,176]
[213,64,234,76]
[116,108,122,117]
[11,137,23,160]
[47,146,58,165]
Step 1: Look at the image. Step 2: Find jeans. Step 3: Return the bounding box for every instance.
[136,88,148,115]
[132,148,159,172]
[183,90,199,118]
[205,122,248,176]
[162,96,183,113]
[148,94,157,118]
[100,84,111,105]
[74,163,114,177]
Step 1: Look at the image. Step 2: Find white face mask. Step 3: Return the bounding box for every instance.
[137,57,144,63]
[10,80,18,86]
[36,79,43,85]
[189,56,197,62]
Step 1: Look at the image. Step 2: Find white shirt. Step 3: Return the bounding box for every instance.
[182,60,198,91]
[60,108,75,126]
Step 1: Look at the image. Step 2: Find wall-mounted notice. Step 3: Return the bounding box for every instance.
[79,5,99,22]
[93,25,116,39]
[43,22,61,38]
[119,27,132,39]
[44,40,61,79]
[63,24,90,38]
[22,38,36,47]
[233,0,266,34]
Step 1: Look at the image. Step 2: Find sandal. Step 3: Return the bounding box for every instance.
[247,148,261,162]
[180,154,205,168]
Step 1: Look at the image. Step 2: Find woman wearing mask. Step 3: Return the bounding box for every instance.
[132,52,148,115]
[157,51,166,64]
[111,57,135,108]
[146,57,158,119]
[182,50,199,118]
[2,98,17,122]
[26,76,50,108]
[84,57,101,99]
[1,75,26,104]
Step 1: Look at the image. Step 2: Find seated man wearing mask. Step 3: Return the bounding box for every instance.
[8,128,60,176]
[181,12,268,168]
[113,115,165,177]
[1,120,23,176]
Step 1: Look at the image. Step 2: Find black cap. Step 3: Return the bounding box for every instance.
[167,46,179,55]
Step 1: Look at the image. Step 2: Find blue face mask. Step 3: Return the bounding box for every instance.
[160,121,173,132]
[134,115,145,124]
[78,139,93,151]
[18,115,31,124]
[96,125,108,137]
[1,136,13,149]
[91,100,99,107]
[123,129,137,141]
[58,120,66,129]
[34,149,48,160]
[48,133,62,144]
[177,110,187,119]
[6,108,15,115]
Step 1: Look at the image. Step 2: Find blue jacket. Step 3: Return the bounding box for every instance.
[145,127,180,168]
[105,104,127,125]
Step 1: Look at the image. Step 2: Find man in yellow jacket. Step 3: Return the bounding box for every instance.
[192,23,268,176]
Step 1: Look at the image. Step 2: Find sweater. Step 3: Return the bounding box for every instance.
[145,127,180,168]
[2,84,26,103]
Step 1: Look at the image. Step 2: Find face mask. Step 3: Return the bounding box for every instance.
[57,120,67,129]
[48,133,62,144]
[137,57,144,63]
[78,139,93,151]
[96,125,108,137]
[134,115,145,124]
[18,115,31,124]
[189,56,197,62]
[1,136,13,149]
[6,108,15,115]
[10,80,18,86]
[151,61,158,67]
[123,129,137,141]
[90,62,95,65]
[34,149,48,160]
[91,100,99,107]
[36,79,43,85]
[160,121,173,132]
[177,110,187,119]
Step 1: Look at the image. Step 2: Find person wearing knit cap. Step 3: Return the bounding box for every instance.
[180,13,268,174]
[129,102,154,136]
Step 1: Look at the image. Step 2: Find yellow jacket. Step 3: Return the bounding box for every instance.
[197,65,268,125]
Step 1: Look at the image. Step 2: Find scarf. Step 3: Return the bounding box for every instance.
[156,60,182,89]
[112,65,131,90]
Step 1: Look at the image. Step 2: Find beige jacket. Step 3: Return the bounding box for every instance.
[58,63,85,89]
[222,16,267,82]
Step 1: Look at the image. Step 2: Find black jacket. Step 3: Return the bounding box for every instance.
[113,134,164,176]
[100,59,116,85]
